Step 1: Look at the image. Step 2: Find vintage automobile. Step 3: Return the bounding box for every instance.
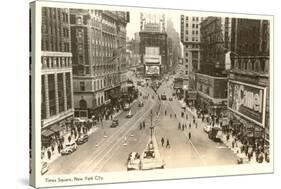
[124,103,130,111]
[126,110,133,118]
[127,152,141,171]
[61,142,78,155]
[203,125,212,133]
[208,126,223,142]
[76,134,89,145]
[110,119,119,128]
[41,161,48,175]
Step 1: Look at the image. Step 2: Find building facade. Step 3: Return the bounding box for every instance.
[41,7,74,148]
[139,13,168,77]
[70,9,129,119]
[228,18,270,144]
[196,17,231,116]
[180,16,205,105]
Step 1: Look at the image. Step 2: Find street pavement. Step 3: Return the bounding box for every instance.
[46,74,238,175]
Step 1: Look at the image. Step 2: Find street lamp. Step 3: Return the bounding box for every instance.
[150,110,154,140]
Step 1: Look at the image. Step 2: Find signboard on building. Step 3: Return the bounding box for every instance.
[228,80,266,127]
[145,47,160,55]
[145,65,160,75]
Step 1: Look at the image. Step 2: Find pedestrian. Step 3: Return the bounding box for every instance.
[186,114,188,120]
[195,122,198,128]
[165,110,167,116]
[182,124,185,131]
[193,119,195,124]
[174,114,177,119]
[166,139,170,148]
[140,122,142,130]
[178,122,181,130]
[143,121,146,129]
[68,136,71,143]
[161,137,165,147]
[47,150,51,160]
[189,123,191,129]
[188,132,191,140]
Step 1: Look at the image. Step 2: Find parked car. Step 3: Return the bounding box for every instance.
[203,125,212,133]
[41,161,48,175]
[61,142,78,155]
[110,119,119,128]
[124,103,130,111]
[76,134,89,145]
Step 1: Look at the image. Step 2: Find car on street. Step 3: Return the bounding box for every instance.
[110,119,119,128]
[161,94,167,100]
[124,103,130,111]
[61,142,78,155]
[208,126,223,142]
[138,101,144,107]
[127,152,141,171]
[203,125,212,133]
[126,110,133,118]
[41,161,48,175]
[169,97,173,101]
[76,134,89,145]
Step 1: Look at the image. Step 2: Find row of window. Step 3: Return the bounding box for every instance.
[41,72,72,119]
[42,57,72,69]
[232,58,268,73]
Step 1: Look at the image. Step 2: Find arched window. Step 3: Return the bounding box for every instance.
[79,99,87,109]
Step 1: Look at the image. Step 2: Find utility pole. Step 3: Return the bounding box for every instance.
[150,110,153,140]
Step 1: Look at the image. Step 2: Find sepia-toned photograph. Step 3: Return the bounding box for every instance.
[29,0,273,187]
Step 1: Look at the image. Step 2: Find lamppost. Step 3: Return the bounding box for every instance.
[150,110,154,140]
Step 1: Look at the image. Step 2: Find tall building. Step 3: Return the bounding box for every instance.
[41,7,74,148]
[196,17,231,116]
[70,9,129,119]
[139,13,168,77]
[166,17,181,73]
[180,16,204,105]
[228,18,270,144]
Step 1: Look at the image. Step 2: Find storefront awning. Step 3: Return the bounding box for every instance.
[49,124,64,133]
[41,129,54,137]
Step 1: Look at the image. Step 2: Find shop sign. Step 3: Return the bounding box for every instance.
[228,80,266,127]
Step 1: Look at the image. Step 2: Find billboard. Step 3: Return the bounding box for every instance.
[228,80,267,127]
[145,47,160,55]
[145,65,160,75]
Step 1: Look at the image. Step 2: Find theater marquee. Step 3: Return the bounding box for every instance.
[228,80,267,127]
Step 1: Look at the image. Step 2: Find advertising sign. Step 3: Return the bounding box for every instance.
[145,65,160,75]
[145,47,160,55]
[228,80,266,127]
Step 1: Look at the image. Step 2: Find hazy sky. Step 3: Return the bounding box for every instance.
[126,11,181,39]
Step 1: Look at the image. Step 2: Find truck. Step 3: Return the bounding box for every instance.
[208,126,223,142]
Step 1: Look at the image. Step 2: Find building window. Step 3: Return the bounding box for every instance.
[186,30,188,35]
[41,75,46,119]
[192,24,195,28]
[48,74,56,116]
[57,73,65,113]
[80,81,85,91]
[186,23,189,27]
[65,73,72,109]
[186,71,188,75]
[79,99,87,109]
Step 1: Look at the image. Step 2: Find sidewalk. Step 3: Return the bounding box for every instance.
[182,103,268,165]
